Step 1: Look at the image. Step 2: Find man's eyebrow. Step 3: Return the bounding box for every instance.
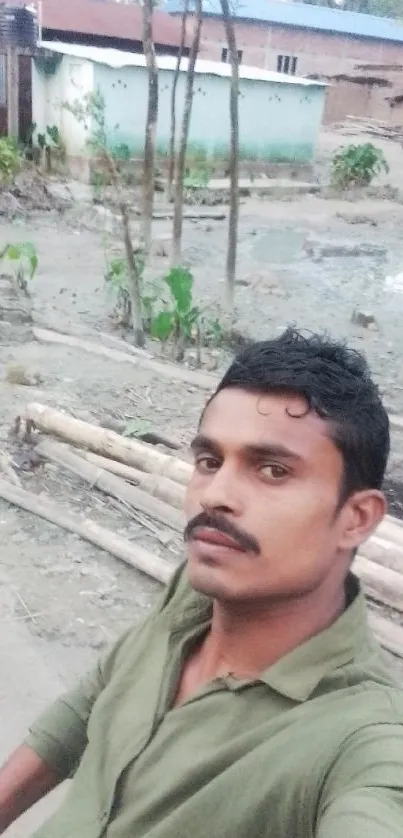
[245,443,303,461]
[190,434,221,455]
[190,435,302,461]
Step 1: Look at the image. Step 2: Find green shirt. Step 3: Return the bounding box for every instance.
[26,565,403,838]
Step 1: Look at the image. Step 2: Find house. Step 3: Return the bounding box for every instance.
[0,0,189,140]
[166,0,403,76]
[166,0,403,122]
[32,41,325,180]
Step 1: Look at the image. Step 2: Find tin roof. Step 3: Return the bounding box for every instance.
[165,0,403,44]
[39,39,325,87]
[5,0,186,48]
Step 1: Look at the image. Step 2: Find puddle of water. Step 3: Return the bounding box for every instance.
[251,229,305,265]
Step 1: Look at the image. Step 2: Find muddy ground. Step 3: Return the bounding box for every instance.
[2,125,403,689]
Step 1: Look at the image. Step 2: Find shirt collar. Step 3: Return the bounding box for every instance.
[170,569,372,703]
[258,574,371,702]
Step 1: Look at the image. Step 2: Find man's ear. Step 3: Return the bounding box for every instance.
[338,490,386,552]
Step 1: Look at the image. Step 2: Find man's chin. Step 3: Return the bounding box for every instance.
[187,553,238,600]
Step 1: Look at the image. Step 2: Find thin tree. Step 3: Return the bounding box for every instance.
[171,0,203,267]
[168,0,189,202]
[220,0,239,312]
[142,0,159,254]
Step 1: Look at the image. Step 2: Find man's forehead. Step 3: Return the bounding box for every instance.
[199,388,332,454]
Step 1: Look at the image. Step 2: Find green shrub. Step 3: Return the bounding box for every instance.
[331,143,389,189]
[0,137,20,183]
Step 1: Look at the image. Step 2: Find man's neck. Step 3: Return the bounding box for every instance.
[198,584,346,683]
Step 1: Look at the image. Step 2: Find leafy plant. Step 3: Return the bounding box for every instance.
[0,137,20,183]
[67,90,146,346]
[331,143,389,189]
[104,257,132,326]
[148,266,223,362]
[184,164,212,188]
[104,253,147,327]
[0,242,38,295]
[149,267,199,359]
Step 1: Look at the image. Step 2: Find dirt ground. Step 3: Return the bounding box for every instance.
[2,124,403,702]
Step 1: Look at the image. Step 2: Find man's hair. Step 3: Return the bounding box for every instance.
[214,328,389,502]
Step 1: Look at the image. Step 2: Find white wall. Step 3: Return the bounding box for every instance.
[32,55,94,157]
[94,62,324,163]
[32,51,324,166]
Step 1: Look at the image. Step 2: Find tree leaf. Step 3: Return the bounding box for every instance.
[164,267,193,313]
[150,310,175,341]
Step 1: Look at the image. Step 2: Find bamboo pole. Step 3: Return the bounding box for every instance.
[80,450,185,509]
[354,554,403,613]
[367,611,403,659]
[25,403,192,485]
[0,478,175,584]
[36,439,184,532]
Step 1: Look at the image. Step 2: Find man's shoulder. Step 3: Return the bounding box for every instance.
[100,564,207,675]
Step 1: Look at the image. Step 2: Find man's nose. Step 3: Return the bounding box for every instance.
[199,463,243,515]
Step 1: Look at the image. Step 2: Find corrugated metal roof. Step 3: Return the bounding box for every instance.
[165,0,403,44]
[4,0,187,48]
[39,39,324,86]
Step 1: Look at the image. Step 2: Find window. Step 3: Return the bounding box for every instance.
[221,47,243,64]
[277,54,298,75]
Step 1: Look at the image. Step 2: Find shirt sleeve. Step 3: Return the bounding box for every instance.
[317,716,403,837]
[23,631,131,779]
[23,564,186,779]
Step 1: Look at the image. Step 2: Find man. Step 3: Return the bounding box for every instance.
[0,327,402,837]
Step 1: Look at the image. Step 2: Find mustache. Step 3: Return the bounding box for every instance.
[184,511,260,555]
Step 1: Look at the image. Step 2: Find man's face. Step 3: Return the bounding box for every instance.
[184,388,385,603]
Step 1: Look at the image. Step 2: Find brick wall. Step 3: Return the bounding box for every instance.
[197,15,403,79]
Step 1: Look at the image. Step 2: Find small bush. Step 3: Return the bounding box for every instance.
[0,137,20,183]
[331,143,389,190]
[0,241,38,295]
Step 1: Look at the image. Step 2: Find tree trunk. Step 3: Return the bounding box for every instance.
[120,199,145,346]
[168,0,189,202]
[220,0,240,313]
[101,148,145,346]
[171,0,203,267]
[142,0,159,255]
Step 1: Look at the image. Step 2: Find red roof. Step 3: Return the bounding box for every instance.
[10,0,186,48]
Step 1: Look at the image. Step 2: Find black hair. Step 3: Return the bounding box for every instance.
[214,328,390,502]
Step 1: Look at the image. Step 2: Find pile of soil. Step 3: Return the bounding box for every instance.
[0,169,69,217]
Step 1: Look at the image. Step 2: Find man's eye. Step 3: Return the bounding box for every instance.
[195,455,220,473]
[260,463,289,480]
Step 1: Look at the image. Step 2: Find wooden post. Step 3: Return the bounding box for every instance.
[7,46,19,139]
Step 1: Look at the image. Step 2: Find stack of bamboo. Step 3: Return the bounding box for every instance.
[2,402,403,660]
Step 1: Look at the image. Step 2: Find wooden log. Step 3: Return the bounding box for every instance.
[24,403,192,485]
[367,611,403,659]
[378,518,403,546]
[0,477,175,584]
[32,327,216,392]
[360,534,403,574]
[389,414,403,432]
[98,416,181,451]
[80,450,185,510]
[35,439,184,532]
[354,554,403,613]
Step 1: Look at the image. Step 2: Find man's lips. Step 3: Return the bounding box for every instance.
[191,527,244,551]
